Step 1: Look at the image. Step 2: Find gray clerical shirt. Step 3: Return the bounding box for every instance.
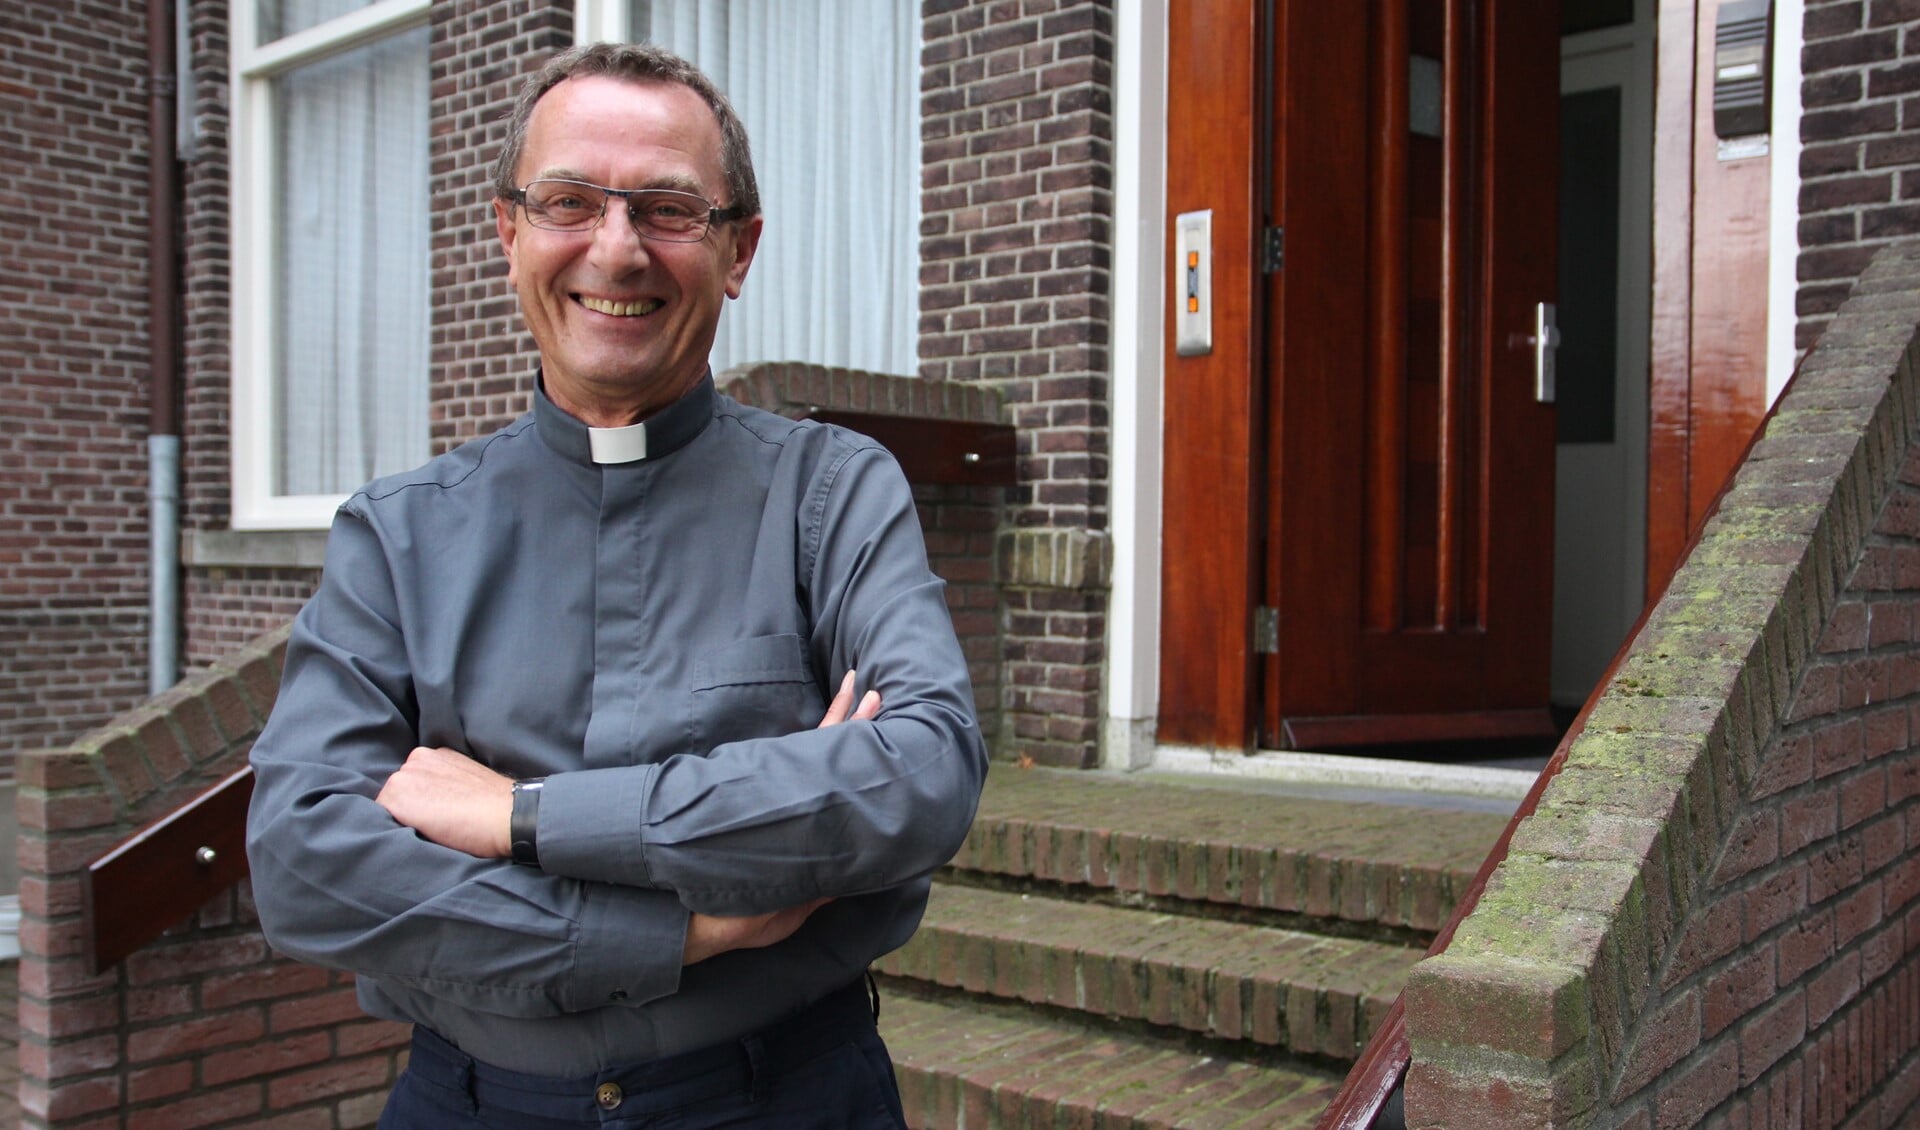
[245,374,988,1075]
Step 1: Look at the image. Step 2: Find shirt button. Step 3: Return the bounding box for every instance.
[596,1082,623,1110]
[609,989,628,1001]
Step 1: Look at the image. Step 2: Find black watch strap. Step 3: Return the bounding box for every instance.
[510,778,545,867]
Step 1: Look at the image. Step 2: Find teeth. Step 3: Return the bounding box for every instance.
[581,297,662,317]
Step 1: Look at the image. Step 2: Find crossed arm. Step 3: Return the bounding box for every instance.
[373,671,883,965]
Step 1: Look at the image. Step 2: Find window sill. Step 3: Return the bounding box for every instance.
[183,529,329,570]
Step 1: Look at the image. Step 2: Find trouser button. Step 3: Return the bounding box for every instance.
[596,1081,623,1110]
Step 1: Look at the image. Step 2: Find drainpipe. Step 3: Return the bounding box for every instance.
[147,0,182,694]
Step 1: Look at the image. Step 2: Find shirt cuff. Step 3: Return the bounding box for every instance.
[565,882,688,1010]
[536,764,660,887]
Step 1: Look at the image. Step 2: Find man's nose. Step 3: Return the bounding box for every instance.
[587,202,653,269]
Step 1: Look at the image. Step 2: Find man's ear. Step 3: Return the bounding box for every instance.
[724,214,763,300]
[494,197,520,285]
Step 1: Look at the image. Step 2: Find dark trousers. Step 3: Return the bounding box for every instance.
[377,981,908,1129]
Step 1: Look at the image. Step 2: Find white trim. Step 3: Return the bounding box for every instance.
[228,0,431,531]
[244,0,431,74]
[1767,0,1805,405]
[1103,0,1168,771]
[575,1,629,46]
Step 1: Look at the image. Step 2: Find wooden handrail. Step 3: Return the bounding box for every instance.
[801,409,1017,487]
[84,766,254,973]
[1314,347,1808,1129]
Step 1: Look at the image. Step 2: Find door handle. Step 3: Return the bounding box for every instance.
[1528,301,1560,404]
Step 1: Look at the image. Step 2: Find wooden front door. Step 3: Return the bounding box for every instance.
[1259,0,1559,748]
[1261,0,1561,749]
[1157,0,1561,751]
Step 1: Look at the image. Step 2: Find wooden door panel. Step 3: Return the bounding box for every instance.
[1265,0,1559,747]
[1157,0,1262,749]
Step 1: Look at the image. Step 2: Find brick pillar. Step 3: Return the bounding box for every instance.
[429,0,574,452]
[920,0,1116,766]
[1794,5,1920,350]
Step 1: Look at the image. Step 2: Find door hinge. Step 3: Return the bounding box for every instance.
[1262,226,1285,273]
[1254,606,1280,654]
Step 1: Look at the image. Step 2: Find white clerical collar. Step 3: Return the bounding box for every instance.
[587,421,649,464]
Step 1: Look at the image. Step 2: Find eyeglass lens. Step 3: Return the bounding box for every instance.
[520,180,713,241]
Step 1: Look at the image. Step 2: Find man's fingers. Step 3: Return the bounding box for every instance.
[817,670,857,728]
[683,898,832,965]
[852,689,881,721]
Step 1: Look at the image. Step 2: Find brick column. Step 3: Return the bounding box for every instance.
[920,0,1116,766]
[1795,4,1920,350]
[429,0,574,452]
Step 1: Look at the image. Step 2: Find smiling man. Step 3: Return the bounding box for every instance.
[245,43,986,1130]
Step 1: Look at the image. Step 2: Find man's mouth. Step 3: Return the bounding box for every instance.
[579,296,662,317]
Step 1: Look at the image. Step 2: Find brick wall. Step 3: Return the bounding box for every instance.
[1404,243,1920,1127]
[919,0,1116,767]
[428,0,571,452]
[0,0,158,761]
[18,626,409,1128]
[1797,3,1920,350]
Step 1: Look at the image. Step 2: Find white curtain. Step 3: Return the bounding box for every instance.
[634,0,919,378]
[274,24,430,496]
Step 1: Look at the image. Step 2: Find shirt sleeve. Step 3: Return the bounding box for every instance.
[245,506,690,1017]
[535,442,990,914]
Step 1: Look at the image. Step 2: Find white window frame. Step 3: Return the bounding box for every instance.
[229,0,431,530]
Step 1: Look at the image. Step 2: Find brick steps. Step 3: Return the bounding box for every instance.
[880,991,1345,1130]
[876,883,1414,1060]
[953,768,1509,933]
[880,768,1511,1128]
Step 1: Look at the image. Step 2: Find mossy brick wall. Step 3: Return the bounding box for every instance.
[17,625,406,1129]
[1403,242,1920,1127]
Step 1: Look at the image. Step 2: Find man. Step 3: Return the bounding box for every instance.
[246,42,987,1129]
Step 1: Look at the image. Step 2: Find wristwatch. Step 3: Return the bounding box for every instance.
[510,778,545,867]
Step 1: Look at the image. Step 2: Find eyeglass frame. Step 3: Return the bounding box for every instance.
[505,178,749,242]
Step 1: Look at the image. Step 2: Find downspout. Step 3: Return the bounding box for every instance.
[147,0,182,694]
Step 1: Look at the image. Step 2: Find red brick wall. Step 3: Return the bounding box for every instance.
[1797,4,1920,350]
[18,627,410,1129]
[428,0,572,452]
[919,0,1115,767]
[0,0,158,761]
[1405,244,1920,1127]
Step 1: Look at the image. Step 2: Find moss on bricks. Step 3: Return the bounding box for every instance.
[1405,951,1591,1062]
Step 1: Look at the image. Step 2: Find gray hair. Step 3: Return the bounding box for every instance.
[491,42,761,219]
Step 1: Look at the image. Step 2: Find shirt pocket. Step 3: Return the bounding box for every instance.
[688,633,825,752]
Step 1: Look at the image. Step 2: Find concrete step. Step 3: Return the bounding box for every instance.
[955,767,1507,934]
[880,990,1344,1130]
[878,883,1416,1061]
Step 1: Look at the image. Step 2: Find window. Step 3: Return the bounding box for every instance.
[577,0,920,378]
[231,0,430,529]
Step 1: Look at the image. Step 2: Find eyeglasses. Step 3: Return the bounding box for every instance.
[507,179,746,242]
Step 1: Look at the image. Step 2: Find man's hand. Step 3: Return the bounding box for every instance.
[683,898,830,965]
[376,746,514,859]
[819,669,881,727]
